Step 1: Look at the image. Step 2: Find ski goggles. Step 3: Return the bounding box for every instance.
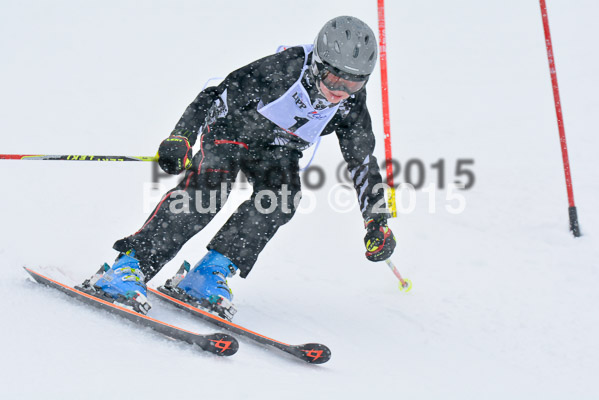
[320,69,367,95]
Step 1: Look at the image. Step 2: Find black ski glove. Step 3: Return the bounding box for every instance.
[157,135,193,175]
[364,216,396,262]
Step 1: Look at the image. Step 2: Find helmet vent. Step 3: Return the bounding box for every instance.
[346,30,351,40]
[323,33,328,46]
[353,46,360,58]
[365,35,370,45]
[331,20,337,29]
[334,41,341,54]
[369,51,375,61]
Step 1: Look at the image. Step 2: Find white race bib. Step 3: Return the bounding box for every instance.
[257,45,340,145]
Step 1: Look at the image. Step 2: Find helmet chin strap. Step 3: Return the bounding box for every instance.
[313,95,333,110]
[314,80,326,98]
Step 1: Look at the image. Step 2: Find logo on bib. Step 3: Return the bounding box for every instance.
[292,92,307,110]
[307,110,327,120]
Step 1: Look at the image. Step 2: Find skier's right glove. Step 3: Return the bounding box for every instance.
[364,216,396,262]
[157,135,193,175]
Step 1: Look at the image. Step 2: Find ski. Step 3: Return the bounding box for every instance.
[24,267,238,357]
[150,266,331,364]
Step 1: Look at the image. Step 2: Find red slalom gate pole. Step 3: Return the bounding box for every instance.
[539,0,581,237]
[377,1,411,292]
[377,0,397,218]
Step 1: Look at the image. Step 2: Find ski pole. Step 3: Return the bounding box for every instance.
[0,154,157,162]
[385,258,412,292]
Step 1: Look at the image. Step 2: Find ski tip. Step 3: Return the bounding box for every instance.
[293,343,332,364]
[203,333,239,356]
[23,267,39,280]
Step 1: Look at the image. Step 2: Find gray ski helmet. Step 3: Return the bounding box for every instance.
[313,16,378,80]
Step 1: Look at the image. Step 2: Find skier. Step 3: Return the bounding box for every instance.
[87,16,396,318]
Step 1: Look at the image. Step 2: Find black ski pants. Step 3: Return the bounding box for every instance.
[114,128,302,280]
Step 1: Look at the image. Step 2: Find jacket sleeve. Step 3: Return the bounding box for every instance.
[335,89,389,220]
[169,47,306,146]
[169,87,221,146]
[168,70,257,146]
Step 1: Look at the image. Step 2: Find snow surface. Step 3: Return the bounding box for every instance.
[1,0,598,399]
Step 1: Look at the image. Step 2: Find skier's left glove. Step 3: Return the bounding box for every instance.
[364,216,396,262]
[157,135,193,175]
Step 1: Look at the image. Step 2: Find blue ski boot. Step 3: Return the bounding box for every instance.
[87,251,151,314]
[172,250,238,320]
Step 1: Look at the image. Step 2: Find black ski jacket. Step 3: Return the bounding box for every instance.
[170,46,388,220]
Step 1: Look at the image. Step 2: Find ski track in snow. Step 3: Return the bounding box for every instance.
[1,1,598,399]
